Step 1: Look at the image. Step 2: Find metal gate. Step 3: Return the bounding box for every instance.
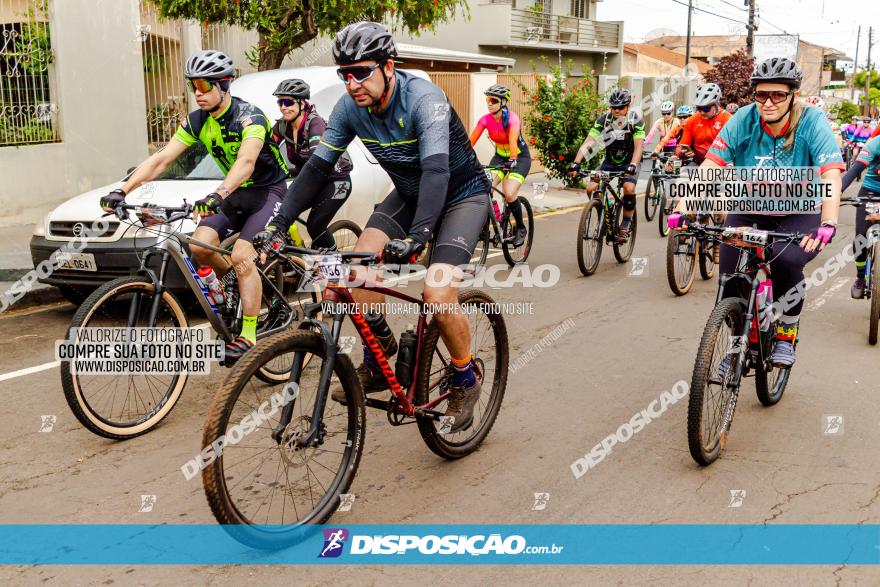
[0,0,58,146]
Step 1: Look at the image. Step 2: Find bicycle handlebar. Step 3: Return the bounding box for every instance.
[109,201,194,225]
[682,222,807,245]
[278,244,378,265]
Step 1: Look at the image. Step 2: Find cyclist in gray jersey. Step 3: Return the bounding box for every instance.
[254,22,490,432]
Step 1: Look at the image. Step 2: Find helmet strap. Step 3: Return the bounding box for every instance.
[209,79,232,114]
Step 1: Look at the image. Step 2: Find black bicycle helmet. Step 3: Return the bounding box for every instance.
[333,21,398,65]
[608,88,632,108]
[273,78,310,99]
[485,84,511,101]
[750,57,803,89]
[184,50,234,80]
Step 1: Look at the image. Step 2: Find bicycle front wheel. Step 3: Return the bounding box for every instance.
[666,232,698,296]
[657,182,671,237]
[60,277,189,440]
[870,243,880,345]
[203,329,366,547]
[502,196,534,266]
[576,199,603,276]
[688,297,745,466]
[644,176,660,221]
[328,219,362,252]
[415,289,508,459]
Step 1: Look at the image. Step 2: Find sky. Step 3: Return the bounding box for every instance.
[597,0,880,70]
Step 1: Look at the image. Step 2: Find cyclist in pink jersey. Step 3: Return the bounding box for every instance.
[470,84,531,246]
[646,100,680,154]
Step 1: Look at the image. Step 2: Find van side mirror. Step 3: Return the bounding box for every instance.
[126,166,137,176]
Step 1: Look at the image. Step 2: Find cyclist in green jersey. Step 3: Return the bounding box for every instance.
[100,50,289,362]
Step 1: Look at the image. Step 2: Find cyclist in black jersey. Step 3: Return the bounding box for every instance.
[99,50,288,362]
[270,78,354,250]
[254,22,490,432]
[567,88,646,242]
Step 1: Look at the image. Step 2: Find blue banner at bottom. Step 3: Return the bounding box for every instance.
[1,525,878,565]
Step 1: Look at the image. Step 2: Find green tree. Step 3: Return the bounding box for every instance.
[852,69,880,91]
[150,0,470,71]
[521,58,604,187]
[829,99,860,122]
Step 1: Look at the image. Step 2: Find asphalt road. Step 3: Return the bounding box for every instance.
[1,194,879,585]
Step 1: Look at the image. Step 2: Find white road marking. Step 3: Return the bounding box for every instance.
[806,276,849,312]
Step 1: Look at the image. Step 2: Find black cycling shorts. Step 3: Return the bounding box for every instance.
[486,151,532,183]
[366,191,489,267]
[199,181,286,243]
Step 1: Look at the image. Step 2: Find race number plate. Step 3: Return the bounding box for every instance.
[310,254,344,284]
[741,228,769,245]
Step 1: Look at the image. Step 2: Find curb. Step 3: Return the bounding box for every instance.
[0,278,65,315]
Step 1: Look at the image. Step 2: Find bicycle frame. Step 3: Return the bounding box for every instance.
[121,214,294,343]
[275,269,454,449]
[595,175,626,241]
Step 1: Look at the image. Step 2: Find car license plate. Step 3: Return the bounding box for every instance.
[57,252,97,272]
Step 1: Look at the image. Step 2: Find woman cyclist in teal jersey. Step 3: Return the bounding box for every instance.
[669,57,844,367]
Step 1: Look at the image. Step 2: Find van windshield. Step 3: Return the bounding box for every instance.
[156,143,225,180]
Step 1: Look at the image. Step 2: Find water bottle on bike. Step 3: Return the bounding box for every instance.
[395,326,418,388]
[491,199,502,222]
[197,266,226,305]
[756,280,773,332]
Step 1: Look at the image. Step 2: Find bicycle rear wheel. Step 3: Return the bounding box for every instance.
[870,243,880,345]
[502,196,534,266]
[576,199,603,276]
[60,277,188,440]
[657,182,671,237]
[203,329,366,548]
[644,176,659,221]
[612,205,637,263]
[755,343,792,407]
[666,232,698,296]
[688,297,745,466]
[415,289,508,459]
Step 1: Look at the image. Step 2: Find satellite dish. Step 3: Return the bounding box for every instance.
[644,28,681,43]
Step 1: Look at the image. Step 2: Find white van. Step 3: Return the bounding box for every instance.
[29,66,427,304]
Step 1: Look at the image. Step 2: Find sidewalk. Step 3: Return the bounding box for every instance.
[0,220,63,311]
[520,169,652,213]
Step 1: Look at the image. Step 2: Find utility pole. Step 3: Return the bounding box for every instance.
[746,0,756,57]
[851,25,860,102]
[684,0,693,69]
[866,26,873,117]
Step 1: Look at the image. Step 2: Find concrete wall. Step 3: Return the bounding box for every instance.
[0,0,149,218]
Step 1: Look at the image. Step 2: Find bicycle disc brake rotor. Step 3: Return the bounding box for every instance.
[280,415,324,467]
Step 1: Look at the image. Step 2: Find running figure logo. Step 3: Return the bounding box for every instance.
[532,492,550,511]
[728,489,746,508]
[319,528,349,558]
[823,415,844,435]
[138,495,157,512]
[39,415,57,432]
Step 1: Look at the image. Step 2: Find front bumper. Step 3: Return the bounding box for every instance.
[29,236,188,290]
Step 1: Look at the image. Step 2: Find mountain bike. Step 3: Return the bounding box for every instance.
[202,244,509,547]
[644,152,679,223]
[685,222,806,466]
[420,186,534,268]
[60,202,321,440]
[666,213,719,295]
[842,195,880,344]
[575,170,638,276]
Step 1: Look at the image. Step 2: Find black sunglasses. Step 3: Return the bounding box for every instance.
[277,98,296,107]
[337,63,382,84]
[754,90,792,105]
[696,104,715,113]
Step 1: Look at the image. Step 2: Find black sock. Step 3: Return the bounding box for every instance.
[507,197,525,228]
